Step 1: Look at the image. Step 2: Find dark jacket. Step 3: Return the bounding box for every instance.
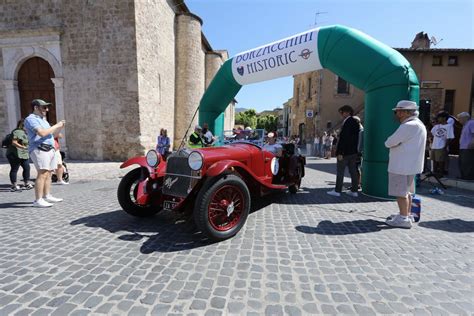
[336,116,360,156]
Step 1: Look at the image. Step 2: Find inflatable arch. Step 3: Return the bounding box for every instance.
[199,25,419,198]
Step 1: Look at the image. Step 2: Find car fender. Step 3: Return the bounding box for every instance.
[120,156,167,178]
[120,156,147,169]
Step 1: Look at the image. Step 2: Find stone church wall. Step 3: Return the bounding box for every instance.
[0,0,141,160]
[60,1,140,160]
[135,0,176,152]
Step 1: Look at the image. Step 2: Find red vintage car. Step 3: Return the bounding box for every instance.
[117,131,305,241]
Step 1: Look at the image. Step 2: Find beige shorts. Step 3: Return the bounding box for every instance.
[431,149,447,162]
[388,173,415,197]
[55,150,62,165]
[30,148,57,171]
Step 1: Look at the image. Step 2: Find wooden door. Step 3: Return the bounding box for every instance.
[18,57,56,124]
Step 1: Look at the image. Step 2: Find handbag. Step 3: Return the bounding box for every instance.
[38,143,54,152]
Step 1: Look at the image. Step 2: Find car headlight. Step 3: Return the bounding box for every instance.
[271,157,279,175]
[146,150,160,168]
[188,151,203,171]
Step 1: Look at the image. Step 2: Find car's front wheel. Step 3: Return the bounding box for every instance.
[194,174,250,241]
[117,167,161,217]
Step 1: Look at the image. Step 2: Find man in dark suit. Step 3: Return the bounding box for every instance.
[327,105,360,197]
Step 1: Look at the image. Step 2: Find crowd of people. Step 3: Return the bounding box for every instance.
[313,101,473,229]
[5,97,472,214]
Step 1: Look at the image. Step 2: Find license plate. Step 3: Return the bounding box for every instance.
[163,200,177,211]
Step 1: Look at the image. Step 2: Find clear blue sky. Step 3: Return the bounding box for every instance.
[186,0,473,112]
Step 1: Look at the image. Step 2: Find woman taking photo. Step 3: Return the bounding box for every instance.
[6,119,33,191]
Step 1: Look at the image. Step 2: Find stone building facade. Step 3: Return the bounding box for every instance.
[289,34,473,143]
[0,0,234,160]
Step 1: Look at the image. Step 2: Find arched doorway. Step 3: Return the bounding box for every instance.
[18,57,56,124]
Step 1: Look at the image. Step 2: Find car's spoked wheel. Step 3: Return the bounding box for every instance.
[195,175,250,241]
[117,167,161,217]
[208,185,244,231]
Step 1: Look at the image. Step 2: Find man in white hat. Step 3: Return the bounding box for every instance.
[385,100,427,228]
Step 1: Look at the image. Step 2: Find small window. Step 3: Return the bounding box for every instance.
[432,55,443,66]
[448,56,458,66]
[307,77,312,99]
[337,77,350,94]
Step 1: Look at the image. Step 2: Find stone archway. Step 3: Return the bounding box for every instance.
[18,57,57,124]
[1,34,67,150]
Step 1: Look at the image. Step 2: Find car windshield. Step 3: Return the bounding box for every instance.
[221,129,265,147]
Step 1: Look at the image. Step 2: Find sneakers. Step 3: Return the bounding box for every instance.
[345,191,359,197]
[58,180,69,185]
[10,185,22,192]
[385,214,412,229]
[326,190,341,197]
[43,195,63,203]
[23,183,34,190]
[387,213,415,223]
[33,198,53,208]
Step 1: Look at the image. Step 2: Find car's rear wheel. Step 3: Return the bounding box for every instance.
[194,175,250,241]
[289,163,303,194]
[117,167,161,217]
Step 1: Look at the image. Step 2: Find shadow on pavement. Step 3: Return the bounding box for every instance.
[279,187,391,205]
[305,159,338,177]
[419,219,474,233]
[0,202,33,208]
[71,210,214,253]
[295,219,392,235]
[415,186,474,208]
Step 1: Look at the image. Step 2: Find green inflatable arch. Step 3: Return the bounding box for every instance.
[199,25,419,199]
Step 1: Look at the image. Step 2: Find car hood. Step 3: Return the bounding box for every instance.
[193,143,260,164]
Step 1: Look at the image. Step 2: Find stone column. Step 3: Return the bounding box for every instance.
[2,80,21,131]
[51,77,68,152]
[205,51,223,88]
[174,13,205,149]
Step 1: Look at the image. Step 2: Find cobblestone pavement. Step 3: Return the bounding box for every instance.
[0,157,473,315]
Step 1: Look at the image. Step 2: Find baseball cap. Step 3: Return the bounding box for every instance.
[195,125,202,130]
[392,100,418,111]
[31,99,52,107]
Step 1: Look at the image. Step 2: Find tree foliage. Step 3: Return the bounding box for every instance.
[257,115,278,132]
[235,109,257,129]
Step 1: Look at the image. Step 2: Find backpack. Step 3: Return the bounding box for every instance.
[1,133,13,148]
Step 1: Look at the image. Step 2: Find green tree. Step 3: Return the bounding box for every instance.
[235,109,257,129]
[257,115,278,132]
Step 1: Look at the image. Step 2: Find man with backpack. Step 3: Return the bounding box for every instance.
[24,99,66,208]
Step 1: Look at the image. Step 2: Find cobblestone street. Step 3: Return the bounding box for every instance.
[0,158,473,315]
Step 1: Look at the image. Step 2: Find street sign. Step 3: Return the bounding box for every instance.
[306,110,313,118]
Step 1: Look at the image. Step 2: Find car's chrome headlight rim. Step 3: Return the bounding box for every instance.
[188,151,203,171]
[146,150,160,168]
[271,157,279,175]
